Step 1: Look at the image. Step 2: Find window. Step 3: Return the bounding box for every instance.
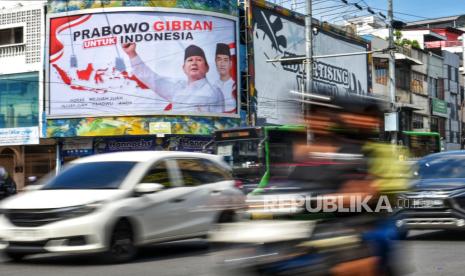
[438,78,445,100]
[176,159,231,186]
[411,71,425,94]
[429,77,437,97]
[412,114,424,129]
[450,94,458,120]
[201,159,232,183]
[431,117,438,133]
[140,161,172,188]
[396,67,410,90]
[374,58,388,85]
[177,159,207,186]
[43,162,137,190]
[0,27,23,46]
[0,72,39,129]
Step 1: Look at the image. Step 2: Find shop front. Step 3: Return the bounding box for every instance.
[58,134,214,165]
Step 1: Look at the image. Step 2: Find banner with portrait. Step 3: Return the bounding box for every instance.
[48,10,238,117]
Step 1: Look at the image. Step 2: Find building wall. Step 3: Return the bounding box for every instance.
[0,4,44,74]
[443,50,461,149]
[0,3,46,189]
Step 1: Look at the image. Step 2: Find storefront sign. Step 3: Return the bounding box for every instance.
[62,138,94,156]
[432,98,447,117]
[95,137,157,153]
[149,122,172,135]
[94,135,211,153]
[384,112,399,132]
[0,127,39,146]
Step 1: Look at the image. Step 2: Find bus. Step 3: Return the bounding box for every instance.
[211,125,307,190]
[401,131,441,159]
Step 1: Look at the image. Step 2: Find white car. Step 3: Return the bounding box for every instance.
[0,151,245,262]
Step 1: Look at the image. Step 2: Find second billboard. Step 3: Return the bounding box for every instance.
[48,10,238,118]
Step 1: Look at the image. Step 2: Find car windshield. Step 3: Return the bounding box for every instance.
[416,156,465,179]
[42,161,137,190]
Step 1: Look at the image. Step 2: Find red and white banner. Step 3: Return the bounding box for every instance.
[48,11,238,117]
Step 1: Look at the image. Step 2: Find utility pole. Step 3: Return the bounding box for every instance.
[388,0,397,144]
[461,34,465,148]
[305,0,313,144]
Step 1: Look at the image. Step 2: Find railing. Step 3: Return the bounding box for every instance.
[425,40,463,49]
[395,45,412,57]
[0,44,26,58]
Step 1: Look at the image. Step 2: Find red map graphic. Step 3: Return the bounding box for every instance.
[52,63,149,94]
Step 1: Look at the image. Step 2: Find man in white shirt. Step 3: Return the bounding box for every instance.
[122,43,225,113]
[214,43,237,113]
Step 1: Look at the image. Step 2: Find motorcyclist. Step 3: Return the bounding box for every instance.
[0,167,17,200]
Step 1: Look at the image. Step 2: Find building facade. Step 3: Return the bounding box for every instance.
[0,2,56,189]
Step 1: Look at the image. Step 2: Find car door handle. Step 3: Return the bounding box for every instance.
[171,198,185,203]
[211,190,222,195]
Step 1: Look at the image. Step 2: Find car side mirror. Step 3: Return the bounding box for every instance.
[134,183,164,195]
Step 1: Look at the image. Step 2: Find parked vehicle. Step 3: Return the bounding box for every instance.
[0,151,245,262]
[396,150,465,238]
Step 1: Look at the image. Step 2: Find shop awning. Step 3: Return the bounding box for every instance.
[394,53,423,65]
[396,103,423,110]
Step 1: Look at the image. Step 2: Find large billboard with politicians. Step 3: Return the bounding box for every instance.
[251,4,369,125]
[47,9,238,118]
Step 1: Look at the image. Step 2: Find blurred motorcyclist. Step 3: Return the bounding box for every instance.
[0,167,17,200]
[327,97,410,275]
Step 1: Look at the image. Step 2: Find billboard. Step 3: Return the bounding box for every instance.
[46,115,239,137]
[251,5,369,125]
[48,9,238,118]
[48,0,238,16]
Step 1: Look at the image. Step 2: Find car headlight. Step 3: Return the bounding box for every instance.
[60,201,105,219]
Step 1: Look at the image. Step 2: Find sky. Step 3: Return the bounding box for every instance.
[363,0,465,22]
[275,0,465,24]
[1,0,465,23]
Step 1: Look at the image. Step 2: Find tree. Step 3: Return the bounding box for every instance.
[393,30,421,49]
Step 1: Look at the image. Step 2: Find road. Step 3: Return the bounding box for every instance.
[0,231,464,276]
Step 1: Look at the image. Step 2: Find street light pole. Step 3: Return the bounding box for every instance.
[305,0,313,144]
[388,0,397,144]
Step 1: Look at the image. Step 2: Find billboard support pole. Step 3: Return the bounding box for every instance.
[388,0,398,144]
[305,0,313,144]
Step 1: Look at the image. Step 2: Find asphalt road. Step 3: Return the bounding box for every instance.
[1,231,465,276]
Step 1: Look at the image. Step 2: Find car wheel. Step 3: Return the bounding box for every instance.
[104,220,137,263]
[217,210,237,223]
[5,252,28,262]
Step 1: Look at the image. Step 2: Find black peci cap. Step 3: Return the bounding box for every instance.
[215,43,230,57]
[184,45,207,62]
